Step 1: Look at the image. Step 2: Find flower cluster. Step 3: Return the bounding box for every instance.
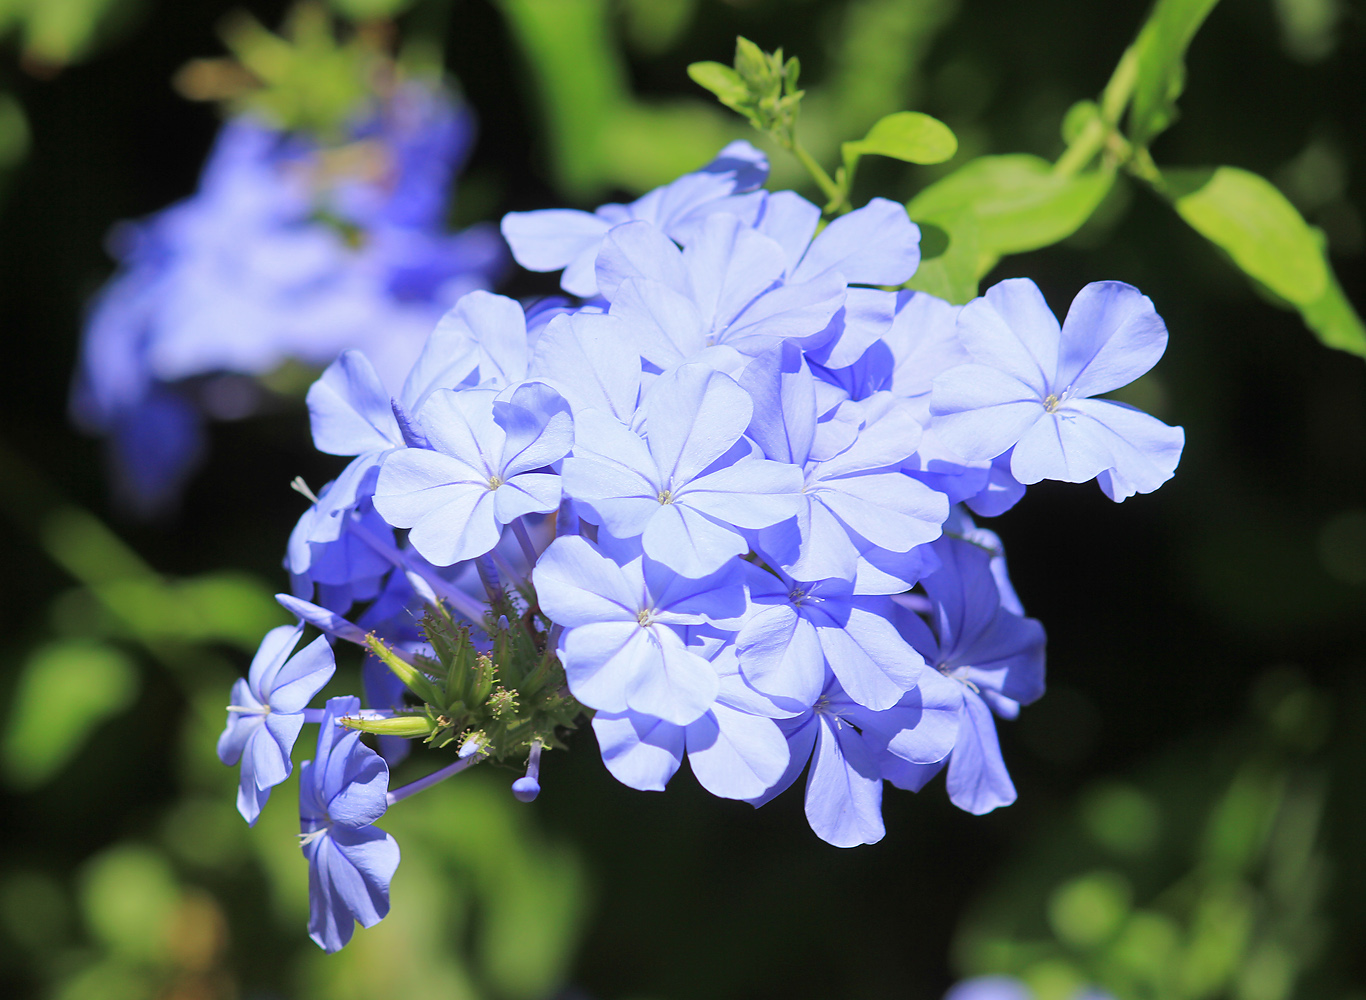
[72,81,506,513]
[221,141,1184,950]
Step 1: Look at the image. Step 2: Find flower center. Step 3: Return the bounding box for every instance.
[637,609,656,627]
[1043,393,1061,412]
[657,489,674,505]
[487,475,504,490]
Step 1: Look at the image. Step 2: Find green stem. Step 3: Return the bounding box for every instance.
[1099,44,1140,126]
[788,138,845,212]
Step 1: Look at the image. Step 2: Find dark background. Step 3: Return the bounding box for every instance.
[0,1,1362,997]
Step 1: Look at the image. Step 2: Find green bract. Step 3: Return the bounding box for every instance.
[350,601,582,766]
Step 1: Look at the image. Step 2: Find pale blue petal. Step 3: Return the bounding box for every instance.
[494,381,574,477]
[686,703,790,799]
[723,271,847,350]
[805,287,897,370]
[945,690,1017,814]
[533,536,642,625]
[737,605,826,706]
[1056,281,1168,397]
[813,602,924,711]
[644,364,752,485]
[746,713,817,808]
[414,388,500,471]
[791,197,920,286]
[931,364,1044,461]
[500,208,610,271]
[1065,398,1184,499]
[738,341,816,466]
[307,351,402,456]
[958,278,1060,389]
[886,290,966,399]
[591,711,684,791]
[528,311,644,421]
[754,190,821,275]
[561,621,651,713]
[248,623,305,699]
[804,714,885,847]
[494,473,563,520]
[682,213,787,329]
[624,625,721,725]
[595,220,689,301]
[642,502,748,578]
[1010,409,1115,486]
[267,634,336,713]
[604,278,706,368]
[678,459,805,528]
[813,473,947,553]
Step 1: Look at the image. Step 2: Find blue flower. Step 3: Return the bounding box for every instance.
[218,623,335,824]
[887,530,1046,814]
[594,214,847,366]
[561,362,804,578]
[532,535,749,725]
[738,569,926,712]
[589,629,793,799]
[299,696,400,953]
[373,380,573,566]
[745,671,958,847]
[930,279,1185,500]
[500,141,769,296]
[72,83,507,512]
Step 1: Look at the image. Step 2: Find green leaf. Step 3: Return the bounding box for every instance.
[903,212,982,305]
[1128,0,1222,145]
[686,61,748,109]
[1164,166,1328,307]
[1299,269,1366,358]
[844,111,957,166]
[2,640,138,789]
[908,154,1114,264]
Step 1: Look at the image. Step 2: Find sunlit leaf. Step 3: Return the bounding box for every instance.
[1165,166,1327,305]
[903,211,981,304]
[844,111,957,166]
[1299,269,1366,358]
[1,640,138,789]
[686,60,749,109]
[1128,0,1222,145]
[908,154,1113,267]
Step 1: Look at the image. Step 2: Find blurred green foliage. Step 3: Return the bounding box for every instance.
[954,672,1334,1000]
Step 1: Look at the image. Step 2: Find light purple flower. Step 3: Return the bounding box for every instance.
[373,381,572,566]
[500,141,769,297]
[299,696,399,953]
[930,279,1184,500]
[561,363,803,578]
[218,623,335,824]
[532,535,749,725]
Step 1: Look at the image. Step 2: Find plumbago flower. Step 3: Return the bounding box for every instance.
[218,623,334,824]
[71,81,506,514]
[223,141,1185,950]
